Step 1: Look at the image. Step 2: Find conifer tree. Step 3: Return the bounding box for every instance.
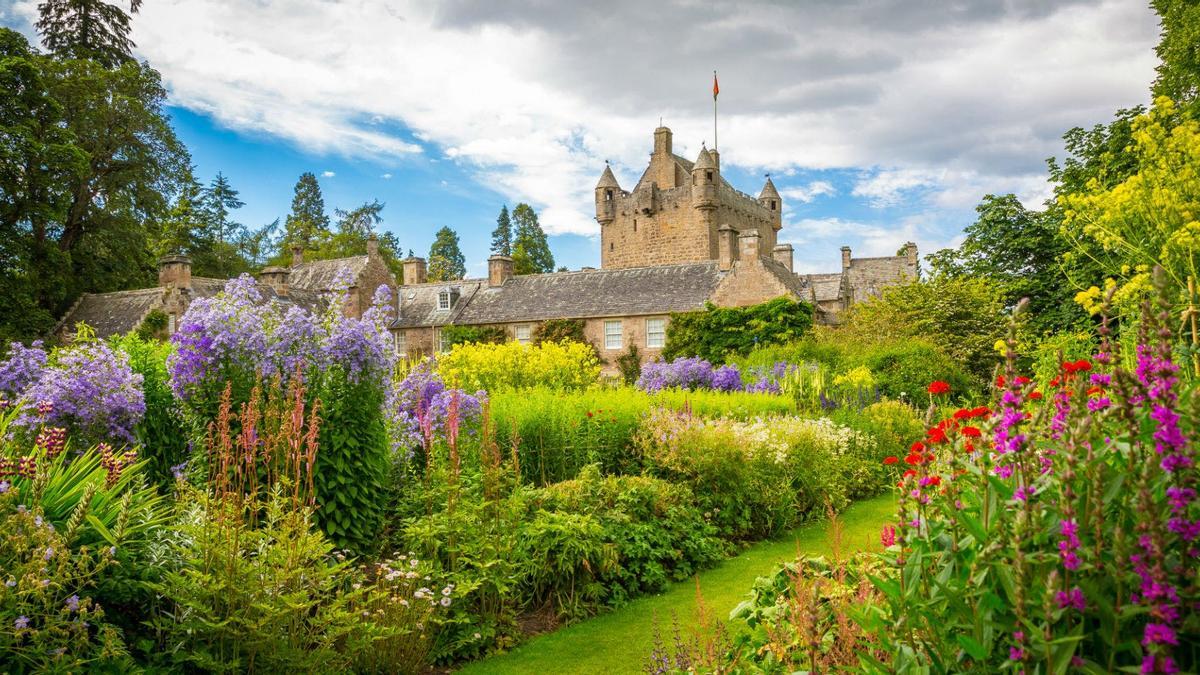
[491,205,512,256]
[284,172,331,252]
[36,0,142,67]
[202,172,244,244]
[427,226,466,281]
[511,203,554,275]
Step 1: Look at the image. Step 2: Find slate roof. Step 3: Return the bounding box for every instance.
[287,256,370,291]
[804,273,844,303]
[55,288,163,339]
[393,280,484,328]
[759,257,809,298]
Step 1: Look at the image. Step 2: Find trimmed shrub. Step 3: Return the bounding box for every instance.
[661,297,814,363]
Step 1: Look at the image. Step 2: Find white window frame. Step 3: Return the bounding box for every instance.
[394,330,407,357]
[604,320,623,350]
[645,317,666,349]
[437,291,451,311]
[437,329,451,354]
[167,313,177,335]
[515,324,532,345]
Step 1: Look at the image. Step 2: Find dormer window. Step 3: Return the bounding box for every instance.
[438,291,451,310]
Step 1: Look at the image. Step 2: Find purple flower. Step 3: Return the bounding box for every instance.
[1055,587,1086,611]
[1143,623,1178,646]
[0,341,47,398]
[65,595,80,612]
[14,616,29,630]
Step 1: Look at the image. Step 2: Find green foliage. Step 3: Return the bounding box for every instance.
[489,386,794,486]
[304,201,404,280]
[491,205,512,257]
[436,341,601,393]
[532,318,586,346]
[283,171,331,252]
[0,491,132,671]
[135,309,168,340]
[428,226,467,281]
[441,325,508,348]
[839,276,1006,385]
[662,297,814,363]
[860,339,975,402]
[36,0,141,68]
[110,333,187,487]
[313,374,389,554]
[927,194,1090,335]
[511,203,554,275]
[1151,0,1200,104]
[616,344,642,385]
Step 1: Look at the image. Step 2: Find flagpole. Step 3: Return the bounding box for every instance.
[713,70,718,152]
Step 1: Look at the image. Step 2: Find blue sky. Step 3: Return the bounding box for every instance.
[1,0,1162,275]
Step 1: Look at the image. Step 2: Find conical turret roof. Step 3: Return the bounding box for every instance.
[759,176,780,200]
[596,164,620,189]
[693,147,716,171]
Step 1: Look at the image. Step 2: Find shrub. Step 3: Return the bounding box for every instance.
[109,333,187,487]
[860,339,975,403]
[436,340,600,392]
[440,325,506,348]
[532,318,586,346]
[616,344,642,385]
[662,297,815,363]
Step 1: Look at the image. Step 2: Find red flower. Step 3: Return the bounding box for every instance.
[910,441,926,453]
[1086,385,1103,396]
[1028,391,1044,401]
[903,469,917,478]
[1049,377,1061,388]
[971,406,991,417]
[883,456,899,465]
[904,454,923,465]
[1074,359,1092,372]
[927,380,951,395]
[1015,376,1031,386]
[927,475,942,486]
[953,408,971,420]
[995,375,1006,388]
[927,427,948,444]
[960,426,981,438]
[964,441,976,453]
[586,411,593,418]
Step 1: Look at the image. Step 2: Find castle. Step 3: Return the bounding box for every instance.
[389,126,918,364]
[53,125,918,366]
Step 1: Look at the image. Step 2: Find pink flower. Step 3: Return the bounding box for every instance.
[880,525,896,547]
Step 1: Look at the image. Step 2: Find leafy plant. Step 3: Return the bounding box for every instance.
[662,297,814,364]
[441,325,507,347]
[436,340,601,392]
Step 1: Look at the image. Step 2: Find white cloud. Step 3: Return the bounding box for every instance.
[7,0,1158,235]
[321,170,336,178]
[779,180,835,204]
[381,172,393,179]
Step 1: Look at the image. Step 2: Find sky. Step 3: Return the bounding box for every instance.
[0,0,1163,276]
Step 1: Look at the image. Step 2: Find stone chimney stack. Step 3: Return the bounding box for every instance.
[402,256,427,285]
[903,241,918,267]
[717,224,738,271]
[841,246,852,271]
[653,126,672,156]
[158,255,192,291]
[738,230,762,263]
[258,266,290,297]
[292,245,304,267]
[772,244,794,272]
[488,254,513,287]
[367,233,380,258]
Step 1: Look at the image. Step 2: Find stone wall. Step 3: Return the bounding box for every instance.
[709,258,795,307]
[348,254,397,318]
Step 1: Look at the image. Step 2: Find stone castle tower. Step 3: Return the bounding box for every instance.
[595,126,784,269]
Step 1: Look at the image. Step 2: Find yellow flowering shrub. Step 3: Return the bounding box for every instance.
[436,340,601,392]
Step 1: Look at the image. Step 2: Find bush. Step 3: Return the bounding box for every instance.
[662,297,814,363]
[109,333,187,487]
[860,339,976,402]
[436,341,601,392]
[532,318,586,346]
[440,325,507,348]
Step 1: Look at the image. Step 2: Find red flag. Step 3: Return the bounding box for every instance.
[713,72,719,99]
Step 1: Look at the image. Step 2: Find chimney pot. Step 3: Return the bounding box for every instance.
[738,230,762,263]
[258,266,290,297]
[367,234,380,257]
[402,256,427,285]
[840,245,852,270]
[158,255,192,291]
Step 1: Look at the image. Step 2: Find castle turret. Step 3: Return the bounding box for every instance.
[758,176,782,230]
[691,147,717,210]
[595,163,619,225]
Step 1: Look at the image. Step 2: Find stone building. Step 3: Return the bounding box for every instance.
[390,126,918,365]
[53,236,396,341]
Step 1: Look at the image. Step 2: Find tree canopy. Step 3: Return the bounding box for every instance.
[428,226,466,281]
[511,203,554,275]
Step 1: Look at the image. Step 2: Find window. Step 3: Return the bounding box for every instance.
[395,331,407,356]
[706,170,713,181]
[438,290,451,310]
[605,189,613,201]
[645,318,665,349]
[515,324,532,345]
[167,314,177,334]
[609,242,614,251]
[633,218,637,232]
[437,329,451,353]
[770,200,777,210]
[604,320,623,350]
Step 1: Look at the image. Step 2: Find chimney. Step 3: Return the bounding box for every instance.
[292,245,304,267]
[653,126,672,156]
[738,230,762,263]
[709,149,720,171]
[772,244,794,272]
[402,256,427,285]
[158,255,192,291]
[367,233,380,258]
[258,266,290,297]
[903,241,918,266]
[840,245,852,270]
[488,254,513,287]
[717,224,737,271]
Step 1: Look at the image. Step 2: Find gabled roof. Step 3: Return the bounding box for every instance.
[393,280,484,328]
[803,272,844,303]
[288,255,370,291]
[54,288,163,339]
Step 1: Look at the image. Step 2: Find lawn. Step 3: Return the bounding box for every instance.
[460,493,895,675]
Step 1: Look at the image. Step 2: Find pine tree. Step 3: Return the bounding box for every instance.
[158,168,205,256]
[491,205,512,256]
[511,203,554,275]
[36,0,142,68]
[284,172,330,252]
[202,172,245,244]
[427,226,466,281]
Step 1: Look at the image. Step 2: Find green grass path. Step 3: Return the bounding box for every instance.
[459,494,895,675]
